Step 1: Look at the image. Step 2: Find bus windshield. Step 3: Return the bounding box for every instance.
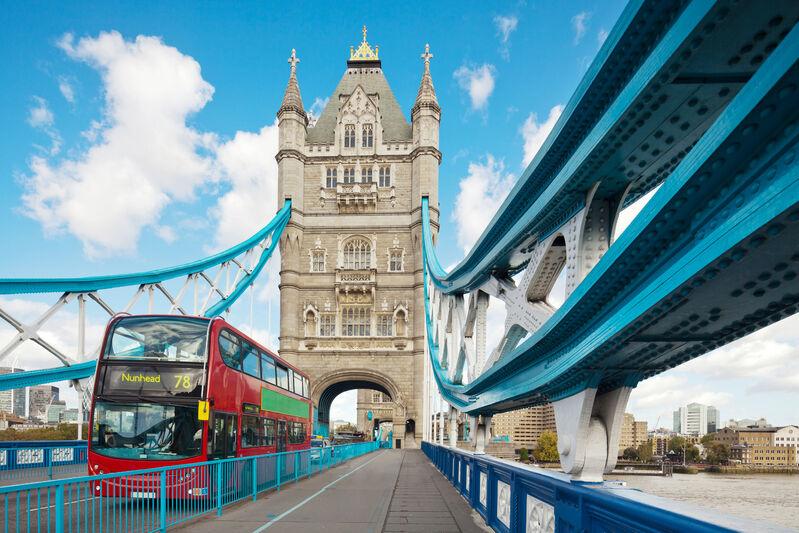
[91,401,202,460]
[106,317,208,363]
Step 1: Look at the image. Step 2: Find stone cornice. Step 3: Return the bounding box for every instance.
[409,146,442,162]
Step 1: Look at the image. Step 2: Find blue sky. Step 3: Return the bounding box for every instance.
[1,1,797,428]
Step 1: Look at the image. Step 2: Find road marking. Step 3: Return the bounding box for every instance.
[251,451,386,532]
[31,496,97,511]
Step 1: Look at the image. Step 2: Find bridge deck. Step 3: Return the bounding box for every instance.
[178,449,486,533]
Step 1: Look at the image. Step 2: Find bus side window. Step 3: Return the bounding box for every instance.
[262,418,275,447]
[210,412,237,458]
[276,366,289,389]
[287,368,295,393]
[219,332,241,370]
[261,353,277,385]
[293,372,304,396]
[303,377,310,398]
[241,343,260,379]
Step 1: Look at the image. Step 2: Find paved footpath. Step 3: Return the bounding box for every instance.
[177,449,487,533]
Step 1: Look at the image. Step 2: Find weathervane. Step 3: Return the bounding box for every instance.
[288,48,300,74]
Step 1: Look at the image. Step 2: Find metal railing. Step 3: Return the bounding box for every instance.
[0,441,379,533]
[0,442,88,483]
[421,442,761,533]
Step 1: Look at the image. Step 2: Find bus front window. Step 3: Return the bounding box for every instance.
[106,316,208,363]
[92,401,202,460]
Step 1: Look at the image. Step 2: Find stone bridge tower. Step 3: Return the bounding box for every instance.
[276,29,440,449]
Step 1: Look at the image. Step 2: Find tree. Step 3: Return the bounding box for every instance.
[519,447,529,462]
[685,444,701,463]
[622,447,639,461]
[534,431,559,463]
[636,441,653,463]
[705,443,730,465]
[668,436,686,453]
[700,433,717,447]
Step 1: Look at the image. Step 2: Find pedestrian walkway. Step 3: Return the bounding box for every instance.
[178,449,487,533]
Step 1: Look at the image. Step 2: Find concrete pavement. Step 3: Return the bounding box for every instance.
[177,449,487,533]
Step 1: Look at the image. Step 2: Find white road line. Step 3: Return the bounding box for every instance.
[31,496,97,511]
[251,451,386,532]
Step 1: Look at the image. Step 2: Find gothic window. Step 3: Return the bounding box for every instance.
[343,238,371,269]
[311,250,325,272]
[344,124,355,147]
[326,167,337,188]
[372,392,383,403]
[389,250,402,272]
[342,307,370,336]
[379,166,391,187]
[362,123,373,147]
[362,167,373,183]
[319,314,336,337]
[343,167,356,184]
[377,314,392,336]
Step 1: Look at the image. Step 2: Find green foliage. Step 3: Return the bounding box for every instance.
[685,444,701,463]
[668,436,686,453]
[622,446,639,461]
[637,441,653,462]
[0,424,88,441]
[700,433,716,446]
[705,443,730,465]
[534,431,559,463]
[518,447,529,462]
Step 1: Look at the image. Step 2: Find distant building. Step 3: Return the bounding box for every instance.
[673,403,718,436]
[61,408,80,424]
[774,425,799,464]
[356,390,394,435]
[492,404,557,450]
[0,367,27,415]
[618,413,648,455]
[331,419,353,433]
[29,385,59,422]
[726,417,770,429]
[738,427,778,447]
[714,427,739,446]
[47,400,66,424]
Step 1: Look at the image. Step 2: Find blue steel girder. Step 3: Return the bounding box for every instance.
[0,361,96,390]
[424,22,799,414]
[435,0,799,293]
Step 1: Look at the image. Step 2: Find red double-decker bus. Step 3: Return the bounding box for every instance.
[88,314,311,490]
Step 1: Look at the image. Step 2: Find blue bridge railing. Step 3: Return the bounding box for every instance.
[0,441,378,533]
[422,442,771,533]
[0,442,88,483]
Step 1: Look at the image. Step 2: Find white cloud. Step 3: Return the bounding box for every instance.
[520,104,563,167]
[451,155,515,254]
[154,224,177,244]
[307,97,328,126]
[597,28,609,46]
[210,123,279,250]
[453,64,496,111]
[494,15,518,59]
[58,77,76,103]
[572,11,590,45]
[329,389,357,423]
[21,31,216,258]
[28,96,54,128]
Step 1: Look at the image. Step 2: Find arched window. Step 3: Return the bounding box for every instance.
[343,238,371,269]
[362,124,373,147]
[344,124,355,148]
[342,307,370,336]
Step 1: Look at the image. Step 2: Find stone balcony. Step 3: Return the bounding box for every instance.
[335,268,376,300]
[336,181,377,212]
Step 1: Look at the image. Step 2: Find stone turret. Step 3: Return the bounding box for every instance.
[277,48,308,209]
[411,44,441,214]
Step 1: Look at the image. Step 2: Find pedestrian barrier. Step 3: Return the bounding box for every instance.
[422,442,742,532]
[0,442,88,483]
[0,441,378,533]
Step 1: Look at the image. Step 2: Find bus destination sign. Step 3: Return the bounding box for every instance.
[101,366,204,398]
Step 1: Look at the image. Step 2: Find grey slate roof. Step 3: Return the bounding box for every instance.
[307,67,412,144]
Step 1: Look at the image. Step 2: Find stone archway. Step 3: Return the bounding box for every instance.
[311,368,407,445]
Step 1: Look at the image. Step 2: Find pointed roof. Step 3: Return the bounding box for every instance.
[278,49,307,120]
[413,44,439,114]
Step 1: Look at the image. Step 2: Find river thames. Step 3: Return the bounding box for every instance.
[614,472,799,529]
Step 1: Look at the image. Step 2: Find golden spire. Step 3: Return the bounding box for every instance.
[349,24,379,62]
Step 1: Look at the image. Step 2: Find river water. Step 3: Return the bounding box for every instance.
[614,472,799,530]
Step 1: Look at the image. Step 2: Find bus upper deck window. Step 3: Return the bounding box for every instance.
[261,353,277,385]
[219,332,241,369]
[106,317,208,362]
[276,366,289,389]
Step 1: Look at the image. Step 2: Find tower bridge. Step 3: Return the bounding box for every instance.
[1,1,799,531]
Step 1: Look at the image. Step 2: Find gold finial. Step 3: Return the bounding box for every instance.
[288,48,300,74]
[421,43,433,72]
[349,25,379,62]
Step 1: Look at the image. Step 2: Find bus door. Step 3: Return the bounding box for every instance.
[277,420,287,453]
[210,412,237,458]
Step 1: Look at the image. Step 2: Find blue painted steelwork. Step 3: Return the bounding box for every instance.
[423,14,799,413]
[0,441,378,533]
[421,442,775,532]
[0,443,87,483]
[0,361,96,390]
[0,203,291,296]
